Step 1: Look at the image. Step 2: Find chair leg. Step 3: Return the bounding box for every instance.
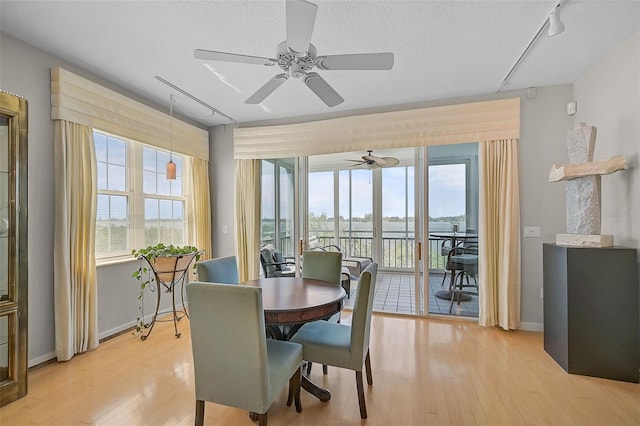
[258,412,268,426]
[287,366,302,413]
[355,371,367,419]
[364,350,373,385]
[323,364,328,375]
[306,361,313,375]
[195,400,204,426]
[449,271,461,313]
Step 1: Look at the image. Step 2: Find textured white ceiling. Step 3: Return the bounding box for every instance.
[1,0,639,127]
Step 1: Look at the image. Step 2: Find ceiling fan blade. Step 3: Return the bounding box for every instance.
[286,0,318,55]
[303,72,344,107]
[245,74,288,104]
[316,53,394,70]
[379,157,400,167]
[194,49,276,66]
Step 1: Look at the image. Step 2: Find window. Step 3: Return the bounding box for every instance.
[94,130,189,262]
[142,146,185,246]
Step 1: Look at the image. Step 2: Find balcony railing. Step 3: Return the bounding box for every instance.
[314,234,447,270]
[262,233,449,270]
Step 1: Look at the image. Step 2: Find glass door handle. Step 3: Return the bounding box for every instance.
[417,241,422,261]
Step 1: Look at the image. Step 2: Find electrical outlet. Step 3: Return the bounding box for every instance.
[524,226,541,237]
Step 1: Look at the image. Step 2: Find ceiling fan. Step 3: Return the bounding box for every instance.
[347,150,400,169]
[194,0,394,107]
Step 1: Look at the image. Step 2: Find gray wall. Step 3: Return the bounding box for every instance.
[209,125,236,258]
[574,30,639,249]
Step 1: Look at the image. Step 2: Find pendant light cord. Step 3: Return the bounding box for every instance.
[169,94,174,161]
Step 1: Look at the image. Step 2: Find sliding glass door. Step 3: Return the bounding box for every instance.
[307,148,423,316]
[426,143,479,318]
[268,144,478,318]
[261,159,295,258]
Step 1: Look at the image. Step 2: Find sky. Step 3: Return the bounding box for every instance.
[308,165,466,219]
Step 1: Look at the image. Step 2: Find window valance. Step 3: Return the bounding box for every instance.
[51,67,208,160]
[234,98,520,159]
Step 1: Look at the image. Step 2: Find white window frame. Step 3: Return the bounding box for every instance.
[95,129,191,265]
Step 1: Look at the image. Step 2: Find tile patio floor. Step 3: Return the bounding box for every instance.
[343,271,479,318]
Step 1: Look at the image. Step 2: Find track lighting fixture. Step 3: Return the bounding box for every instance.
[498,0,567,90]
[548,4,565,37]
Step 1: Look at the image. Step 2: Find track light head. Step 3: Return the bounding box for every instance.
[548,7,565,37]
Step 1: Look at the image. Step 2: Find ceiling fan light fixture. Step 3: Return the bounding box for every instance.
[548,7,565,37]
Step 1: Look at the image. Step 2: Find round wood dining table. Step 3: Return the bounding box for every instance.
[243,276,346,402]
[244,276,346,326]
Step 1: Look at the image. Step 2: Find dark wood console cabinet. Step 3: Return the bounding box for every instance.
[543,243,639,383]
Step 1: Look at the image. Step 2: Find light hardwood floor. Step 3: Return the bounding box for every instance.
[1,314,639,425]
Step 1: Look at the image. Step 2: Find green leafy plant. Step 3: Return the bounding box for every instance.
[131,243,202,336]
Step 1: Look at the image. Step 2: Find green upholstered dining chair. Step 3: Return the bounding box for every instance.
[301,250,343,375]
[195,256,239,284]
[301,250,342,286]
[186,282,303,426]
[290,262,378,419]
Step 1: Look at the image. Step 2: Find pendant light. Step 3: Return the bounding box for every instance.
[166,94,176,180]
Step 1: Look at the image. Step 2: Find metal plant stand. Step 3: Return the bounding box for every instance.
[138,252,201,340]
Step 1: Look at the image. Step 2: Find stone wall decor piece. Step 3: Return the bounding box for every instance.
[548,123,628,247]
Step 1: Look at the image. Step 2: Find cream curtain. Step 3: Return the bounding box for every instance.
[235,159,262,282]
[53,121,99,361]
[191,157,212,260]
[478,139,521,330]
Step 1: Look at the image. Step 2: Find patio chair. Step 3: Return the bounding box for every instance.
[260,244,296,278]
[448,244,479,313]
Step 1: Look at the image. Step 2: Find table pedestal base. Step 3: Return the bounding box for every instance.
[301,374,331,402]
[435,289,471,301]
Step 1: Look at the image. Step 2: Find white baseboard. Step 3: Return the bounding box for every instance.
[98,320,138,341]
[99,304,187,341]
[29,352,56,368]
[520,321,543,332]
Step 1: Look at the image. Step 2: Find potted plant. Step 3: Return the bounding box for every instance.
[132,243,203,339]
